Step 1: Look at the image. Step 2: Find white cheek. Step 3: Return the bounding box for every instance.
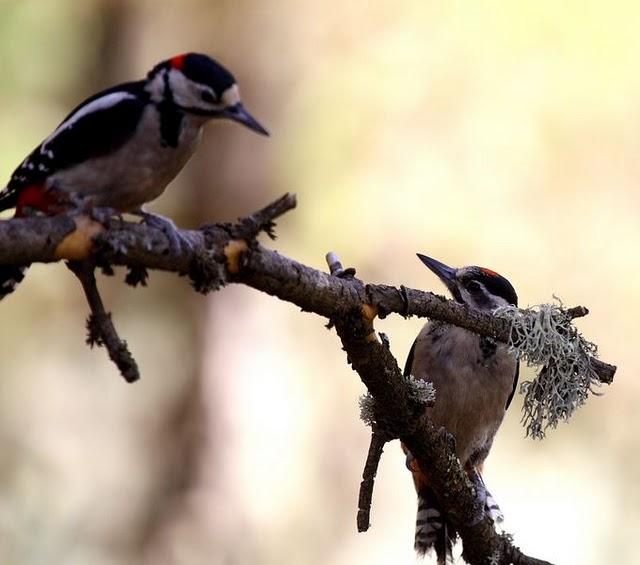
[168,69,201,107]
[491,295,510,309]
[222,84,241,106]
[460,286,491,310]
[460,288,474,305]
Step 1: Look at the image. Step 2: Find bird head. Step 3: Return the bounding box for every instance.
[146,52,269,136]
[417,253,518,310]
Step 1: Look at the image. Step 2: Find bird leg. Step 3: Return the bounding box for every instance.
[465,466,493,526]
[87,205,124,228]
[131,208,193,255]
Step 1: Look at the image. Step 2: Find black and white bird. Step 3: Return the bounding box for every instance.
[403,254,519,563]
[0,52,268,299]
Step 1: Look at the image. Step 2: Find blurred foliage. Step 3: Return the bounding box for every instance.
[0,1,638,564]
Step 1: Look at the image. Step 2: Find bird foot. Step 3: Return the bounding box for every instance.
[136,211,193,255]
[468,468,487,507]
[466,467,491,526]
[88,206,124,228]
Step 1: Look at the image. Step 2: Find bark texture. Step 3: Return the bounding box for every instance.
[0,194,617,564]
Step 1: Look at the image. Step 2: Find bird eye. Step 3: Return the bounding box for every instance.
[466,280,481,292]
[200,90,215,103]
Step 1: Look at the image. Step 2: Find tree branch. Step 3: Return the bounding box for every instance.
[0,202,617,385]
[356,427,389,533]
[67,260,139,382]
[0,194,613,564]
[332,307,552,565]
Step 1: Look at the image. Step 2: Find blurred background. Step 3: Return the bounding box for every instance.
[0,1,637,563]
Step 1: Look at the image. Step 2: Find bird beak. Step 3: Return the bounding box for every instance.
[416,253,460,298]
[224,103,269,136]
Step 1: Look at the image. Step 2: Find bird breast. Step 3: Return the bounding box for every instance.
[48,105,203,211]
[409,322,517,466]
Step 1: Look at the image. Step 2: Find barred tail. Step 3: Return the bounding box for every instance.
[0,265,27,300]
[415,488,456,563]
[485,488,504,525]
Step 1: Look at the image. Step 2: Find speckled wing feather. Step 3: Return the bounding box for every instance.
[0,81,147,211]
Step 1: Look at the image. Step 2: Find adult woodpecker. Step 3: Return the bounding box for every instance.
[404,253,519,563]
[0,52,268,299]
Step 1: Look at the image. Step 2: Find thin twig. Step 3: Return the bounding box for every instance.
[326,251,344,276]
[357,428,389,532]
[326,250,356,279]
[328,251,388,533]
[66,260,139,382]
[222,192,297,240]
[566,305,589,320]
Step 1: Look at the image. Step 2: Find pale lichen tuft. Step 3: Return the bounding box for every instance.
[495,300,601,439]
[358,393,376,427]
[405,374,436,405]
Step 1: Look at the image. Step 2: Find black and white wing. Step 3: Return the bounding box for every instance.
[0,81,148,211]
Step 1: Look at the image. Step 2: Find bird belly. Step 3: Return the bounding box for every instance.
[411,324,516,466]
[47,110,202,211]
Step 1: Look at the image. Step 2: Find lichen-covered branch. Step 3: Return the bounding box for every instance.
[332,310,552,565]
[0,199,616,385]
[0,193,614,564]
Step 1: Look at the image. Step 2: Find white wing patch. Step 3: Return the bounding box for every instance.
[42,92,137,151]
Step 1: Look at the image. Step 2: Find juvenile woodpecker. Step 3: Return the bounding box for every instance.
[404,254,519,563]
[0,52,268,299]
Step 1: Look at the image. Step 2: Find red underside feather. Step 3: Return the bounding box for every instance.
[15,184,59,217]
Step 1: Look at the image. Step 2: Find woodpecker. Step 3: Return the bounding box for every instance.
[404,254,519,563]
[0,52,268,299]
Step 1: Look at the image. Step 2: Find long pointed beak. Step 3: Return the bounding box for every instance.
[225,103,269,136]
[416,253,459,298]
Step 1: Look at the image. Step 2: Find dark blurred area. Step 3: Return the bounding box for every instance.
[0,2,638,564]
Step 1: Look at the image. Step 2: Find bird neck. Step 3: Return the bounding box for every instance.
[144,68,168,105]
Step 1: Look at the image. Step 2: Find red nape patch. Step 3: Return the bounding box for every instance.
[15,184,60,217]
[480,267,500,277]
[170,54,187,70]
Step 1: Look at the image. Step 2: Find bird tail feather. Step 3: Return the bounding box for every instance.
[414,487,456,562]
[485,488,504,525]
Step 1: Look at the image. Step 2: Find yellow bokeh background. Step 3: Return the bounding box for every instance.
[0,1,638,564]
